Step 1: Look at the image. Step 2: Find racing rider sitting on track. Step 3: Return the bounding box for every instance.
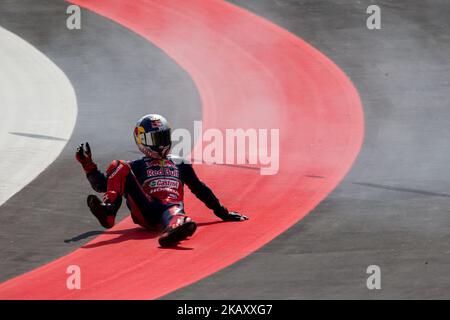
[76,114,248,247]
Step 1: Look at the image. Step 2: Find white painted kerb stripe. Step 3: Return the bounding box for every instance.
[0,26,78,206]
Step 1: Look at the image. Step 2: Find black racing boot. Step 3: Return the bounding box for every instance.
[158,216,197,247]
[87,195,118,229]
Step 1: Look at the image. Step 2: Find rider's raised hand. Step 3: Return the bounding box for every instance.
[76,142,97,173]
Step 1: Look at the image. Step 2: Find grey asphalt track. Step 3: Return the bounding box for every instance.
[1,0,449,299]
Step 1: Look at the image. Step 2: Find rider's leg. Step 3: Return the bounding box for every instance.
[158,205,197,247]
[88,160,163,229]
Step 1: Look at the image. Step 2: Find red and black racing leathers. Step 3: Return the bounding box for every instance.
[85,156,228,229]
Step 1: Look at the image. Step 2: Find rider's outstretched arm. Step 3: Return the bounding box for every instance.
[180,161,248,221]
[75,142,107,193]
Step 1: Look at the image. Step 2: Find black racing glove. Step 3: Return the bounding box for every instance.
[76,142,97,173]
[214,206,249,222]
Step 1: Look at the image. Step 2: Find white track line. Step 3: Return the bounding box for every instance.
[0,26,77,206]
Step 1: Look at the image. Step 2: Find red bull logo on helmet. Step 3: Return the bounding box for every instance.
[150,119,163,128]
[134,126,146,145]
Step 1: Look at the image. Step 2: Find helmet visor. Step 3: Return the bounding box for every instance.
[142,129,171,148]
